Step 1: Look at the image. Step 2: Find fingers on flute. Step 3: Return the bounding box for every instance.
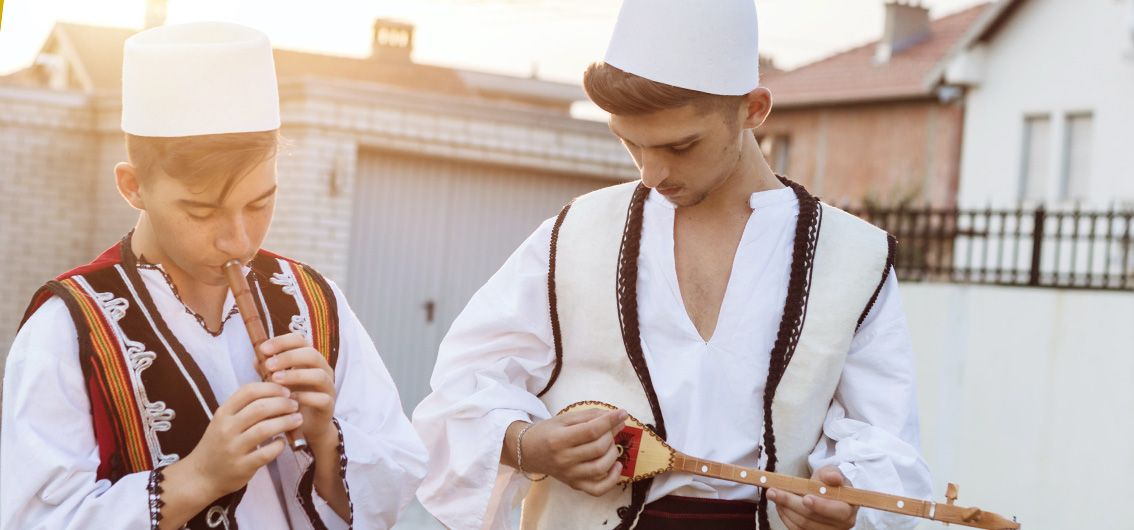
[290,390,335,412]
[271,368,335,393]
[258,332,310,356]
[218,382,290,416]
[264,347,330,372]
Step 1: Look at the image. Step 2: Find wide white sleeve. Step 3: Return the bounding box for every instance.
[0,297,154,530]
[411,218,560,530]
[312,280,430,530]
[807,272,934,530]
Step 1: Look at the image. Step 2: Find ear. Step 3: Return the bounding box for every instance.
[740,87,773,130]
[114,162,145,211]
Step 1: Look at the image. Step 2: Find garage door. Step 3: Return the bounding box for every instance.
[346,150,616,413]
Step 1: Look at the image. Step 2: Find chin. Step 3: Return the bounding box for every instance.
[673,192,710,208]
[196,266,233,287]
[205,277,231,288]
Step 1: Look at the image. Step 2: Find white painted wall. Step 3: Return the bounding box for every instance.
[903,283,1134,530]
[955,0,1134,209]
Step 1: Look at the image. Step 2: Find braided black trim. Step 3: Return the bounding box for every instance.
[614,184,663,438]
[757,177,822,530]
[296,418,354,529]
[147,465,167,530]
[537,201,574,398]
[856,234,898,332]
[612,184,662,530]
[333,417,355,528]
[297,441,346,530]
[136,256,239,337]
[296,444,324,530]
[614,481,650,530]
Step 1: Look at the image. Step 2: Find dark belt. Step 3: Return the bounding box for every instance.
[636,495,758,530]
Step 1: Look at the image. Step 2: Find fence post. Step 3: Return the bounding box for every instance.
[1029,205,1046,286]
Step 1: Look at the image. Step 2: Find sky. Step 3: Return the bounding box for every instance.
[0,0,991,84]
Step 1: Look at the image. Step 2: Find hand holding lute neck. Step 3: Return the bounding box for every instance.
[769,465,858,530]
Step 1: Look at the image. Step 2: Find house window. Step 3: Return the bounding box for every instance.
[1060,113,1093,202]
[1019,115,1051,203]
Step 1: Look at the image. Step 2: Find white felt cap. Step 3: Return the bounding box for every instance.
[121,22,281,137]
[603,0,760,95]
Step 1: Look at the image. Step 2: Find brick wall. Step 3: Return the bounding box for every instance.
[265,127,357,283]
[763,99,965,208]
[0,88,98,362]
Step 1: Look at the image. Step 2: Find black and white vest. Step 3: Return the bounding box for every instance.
[520,179,895,530]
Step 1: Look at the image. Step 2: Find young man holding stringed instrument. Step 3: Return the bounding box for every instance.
[413,1,936,529]
[1,22,427,529]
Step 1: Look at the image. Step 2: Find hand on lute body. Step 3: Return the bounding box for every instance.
[504,408,629,496]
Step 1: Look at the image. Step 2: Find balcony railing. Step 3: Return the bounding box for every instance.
[848,205,1134,291]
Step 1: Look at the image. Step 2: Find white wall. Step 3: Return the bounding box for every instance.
[957,0,1134,209]
[903,283,1134,530]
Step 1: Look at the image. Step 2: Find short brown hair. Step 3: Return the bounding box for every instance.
[582,62,746,118]
[125,130,280,200]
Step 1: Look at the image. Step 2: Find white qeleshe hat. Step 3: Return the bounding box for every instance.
[603,0,760,96]
[121,22,281,137]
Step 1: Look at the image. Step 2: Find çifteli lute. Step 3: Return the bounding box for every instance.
[560,401,1020,530]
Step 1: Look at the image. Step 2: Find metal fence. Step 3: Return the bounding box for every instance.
[849,205,1134,291]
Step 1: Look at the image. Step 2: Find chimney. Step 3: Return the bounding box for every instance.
[35,53,69,90]
[145,0,168,29]
[875,1,931,64]
[371,19,414,63]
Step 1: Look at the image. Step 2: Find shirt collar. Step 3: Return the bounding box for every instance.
[645,185,798,211]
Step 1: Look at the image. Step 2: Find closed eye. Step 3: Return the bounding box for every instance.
[186,209,214,221]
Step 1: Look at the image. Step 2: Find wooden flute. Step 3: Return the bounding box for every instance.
[222,259,308,450]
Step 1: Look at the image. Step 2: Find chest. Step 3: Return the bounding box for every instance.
[672,213,750,338]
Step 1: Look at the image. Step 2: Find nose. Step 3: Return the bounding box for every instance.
[215,213,254,263]
[638,150,669,189]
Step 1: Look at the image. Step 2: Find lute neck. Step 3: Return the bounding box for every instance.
[670,453,1017,530]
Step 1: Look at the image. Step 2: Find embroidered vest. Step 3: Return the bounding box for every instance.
[520,179,895,530]
[19,235,342,529]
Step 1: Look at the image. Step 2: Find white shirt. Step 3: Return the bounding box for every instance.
[1,264,429,530]
[413,187,932,529]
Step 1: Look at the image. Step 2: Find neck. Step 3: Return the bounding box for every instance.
[684,133,784,218]
[131,215,229,330]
